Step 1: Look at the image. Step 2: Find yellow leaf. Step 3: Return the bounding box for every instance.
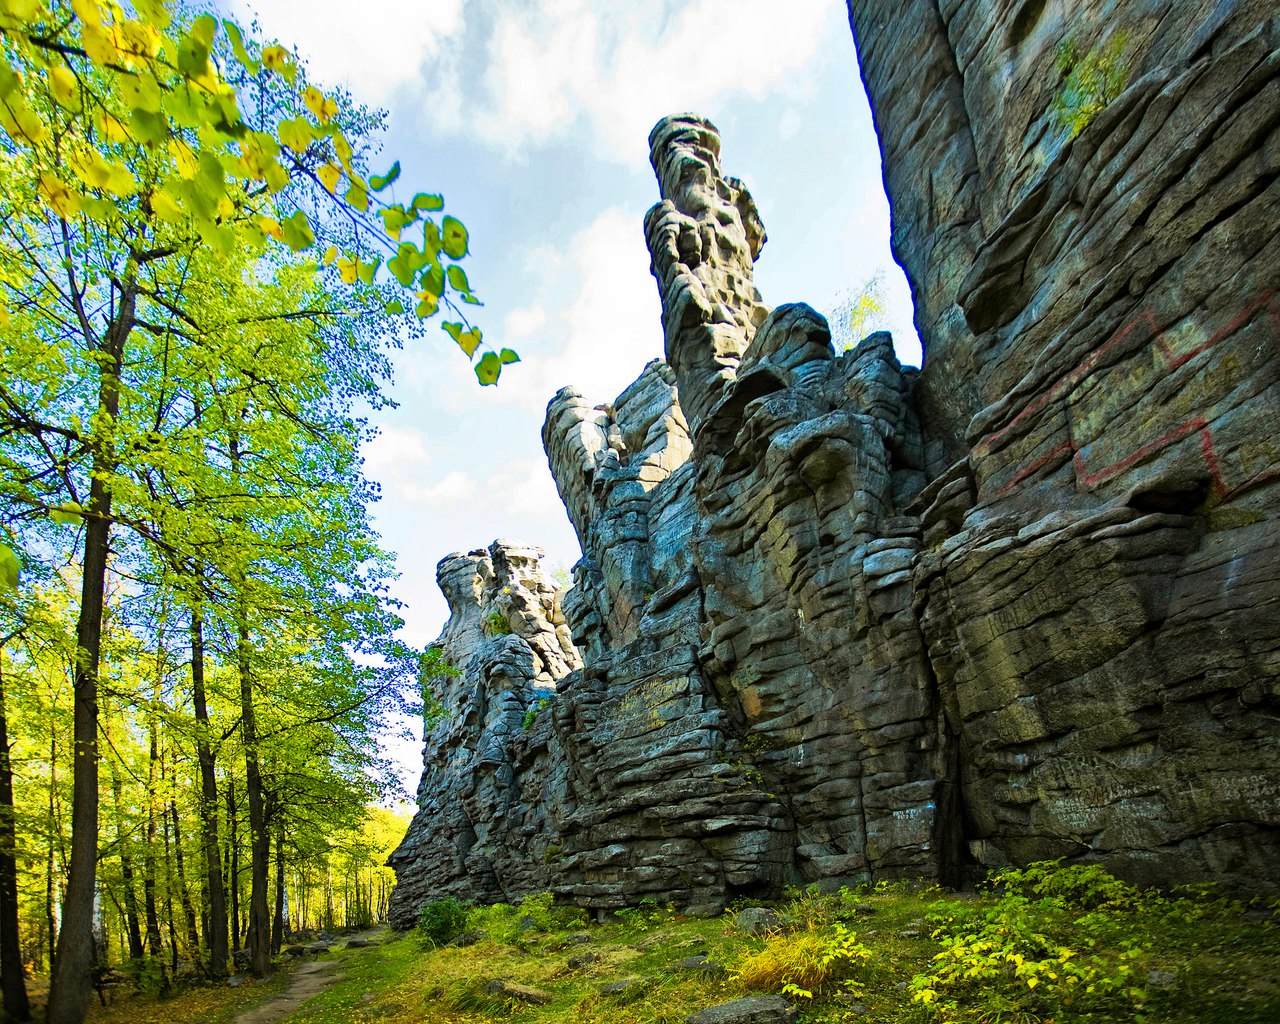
[264,160,289,193]
[258,216,283,240]
[70,0,103,27]
[302,87,340,123]
[101,113,129,143]
[49,66,77,107]
[337,257,358,284]
[38,173,80,219]
[278,117,313,155]
[1027,976,1039,989]
[317,162,341,193]
[151,188,183,223]
[81,23,119,66]
[170,138,198,178]
[321,245,338,265]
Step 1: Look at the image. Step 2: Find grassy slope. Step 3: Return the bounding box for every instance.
[74,874,1280,1024]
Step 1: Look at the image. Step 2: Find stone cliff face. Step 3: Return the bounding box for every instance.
[847,0,1280,883]
[389,2,1279,922]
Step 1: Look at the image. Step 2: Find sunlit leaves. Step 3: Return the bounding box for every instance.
[0,542,19,593]
[442,215,468,259]
[443,321,482,358]
[368,160,400,192]
[0,0,517,383]
[474,351,501,385]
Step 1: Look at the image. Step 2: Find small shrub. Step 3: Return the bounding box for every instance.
[735,923,871,999]
[416,896,471,947]
[517,890,589,932]
[1054,32,1129,138]
[911,862,1156,1020]
[522,696,552,730]
[484,610,512,636]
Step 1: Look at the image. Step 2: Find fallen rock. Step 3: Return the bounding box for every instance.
[483,979,553,1005]
[687,995,797,1024]
[734,908,780,935]
[600,977,649,998]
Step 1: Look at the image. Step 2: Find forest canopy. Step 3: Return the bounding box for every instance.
[0,1,465,1021]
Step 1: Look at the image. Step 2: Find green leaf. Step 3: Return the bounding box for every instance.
[442,215,469,259]
[222,20,258,71]
[499,348,520,365]
[387,243,426,287]
[368,160,401,192]
[380,204,415,240]
[385,298,405,315]
[442,321,464,343]
[49,502,83,525]
[411,193,444,211]
[475,352,501,385]
[281,210,315,251]
[357,257,381,285]
[345,182,369,212]
[445,265,470,293]
[422,220,441,258]
[421,262,445,298]
[177,16,217,78]
[0,543,19,593]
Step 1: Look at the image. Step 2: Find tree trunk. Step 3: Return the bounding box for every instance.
[110,765,144,963]
[0,658,31,1021]
[190,608,228,975]
[47,291,133,1024]
[143,699,166,990]
[168,801,200,956]
[270,810,285,952]
[226,783,239,952]
[237,617,271,977]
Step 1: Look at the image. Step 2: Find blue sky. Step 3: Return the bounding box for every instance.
[231,0,920,789]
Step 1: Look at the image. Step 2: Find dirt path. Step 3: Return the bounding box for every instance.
[233,929,384,1024]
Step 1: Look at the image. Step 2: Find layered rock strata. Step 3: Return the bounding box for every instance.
[391,2,1279,920]
[848,0,1280,883]
[386,541,579,927]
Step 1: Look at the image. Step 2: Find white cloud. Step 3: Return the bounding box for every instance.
[489,205,664,411]
[401,469,478,507]
[504,305,548,341]
[362,424,432,480]
[229,0,465,102]
[460,0,832,163]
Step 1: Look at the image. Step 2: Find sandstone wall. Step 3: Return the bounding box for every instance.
[390,2,1279,921]
[848,0,1280,883]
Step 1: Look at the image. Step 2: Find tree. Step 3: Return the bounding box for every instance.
[0,2,483,1018]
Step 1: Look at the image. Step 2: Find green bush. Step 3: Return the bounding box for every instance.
[1054,33,1129,138]
[416,896,471,947]
[910,862,1156,1021]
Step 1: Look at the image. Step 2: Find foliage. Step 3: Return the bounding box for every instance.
[828,272,889,352]
[416,896,472,947]
[522,695,552,731]
[484,610,512,636]
[464,891,589,945]
[734,922,871,999]
[0,0,511,390]
[909,862,1159,1021]
[72,870,1280,1024]
[1055,33,1130,138]
[615,897,675,932]
[420,647,458,729]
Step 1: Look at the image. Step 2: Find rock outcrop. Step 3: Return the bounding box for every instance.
[387,542,579,927]
[390,3,1279,921]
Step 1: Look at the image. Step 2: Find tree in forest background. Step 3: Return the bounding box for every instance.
[0,1,496,1020]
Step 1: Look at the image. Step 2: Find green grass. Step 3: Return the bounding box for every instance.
[80,865,1280,1024]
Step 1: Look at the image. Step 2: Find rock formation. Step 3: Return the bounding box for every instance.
[390,3,1279,922]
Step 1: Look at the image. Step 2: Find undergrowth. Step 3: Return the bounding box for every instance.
[89,863,1279,1024]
